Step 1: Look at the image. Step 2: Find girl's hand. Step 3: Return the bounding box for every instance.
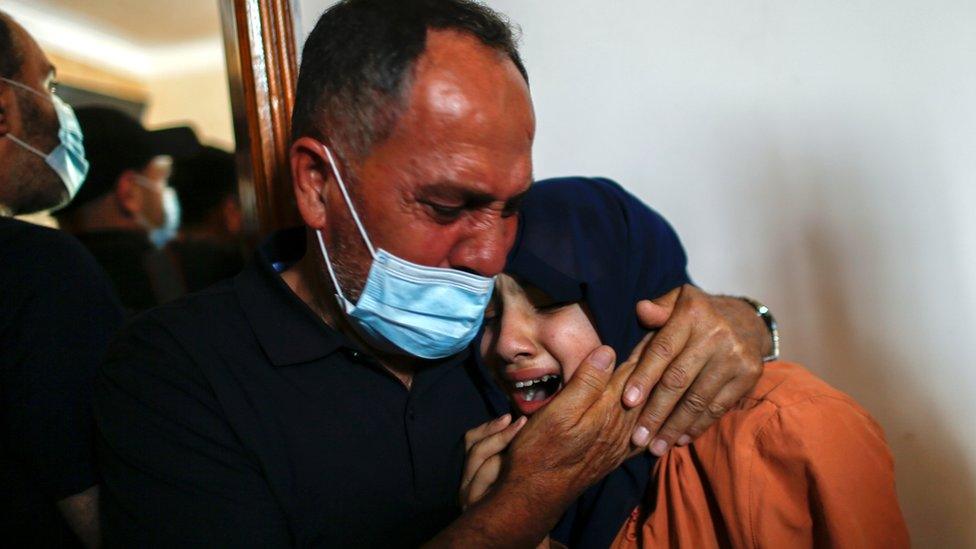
[459,414,527,509]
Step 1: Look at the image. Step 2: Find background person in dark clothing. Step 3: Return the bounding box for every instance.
[168,145,245,292]
[55,106,186,313]
[0,10,124,547]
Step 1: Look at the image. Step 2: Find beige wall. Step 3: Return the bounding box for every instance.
[7,0,233,149]
[143,67,235,150]
[47,52,148,104]
[16,56,234,229]
[48,52,234,150]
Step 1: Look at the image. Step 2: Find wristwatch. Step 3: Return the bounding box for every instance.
[738,296,780,363]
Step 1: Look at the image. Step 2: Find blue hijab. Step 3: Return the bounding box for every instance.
[474,176,691,548]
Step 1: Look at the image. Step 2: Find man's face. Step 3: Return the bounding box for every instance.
[129,156,173,229]
[316,30,535,301]
[0,16,64,215]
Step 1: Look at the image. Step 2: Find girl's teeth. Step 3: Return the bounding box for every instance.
[513,374,557,389]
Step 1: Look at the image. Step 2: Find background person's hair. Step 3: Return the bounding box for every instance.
[291,0,528,163]
[0,11,25,79]
[171,146,238,227]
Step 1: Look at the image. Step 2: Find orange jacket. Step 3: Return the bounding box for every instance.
[611,361,909,549]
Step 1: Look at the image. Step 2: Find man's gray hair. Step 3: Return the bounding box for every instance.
[291,0,528,164]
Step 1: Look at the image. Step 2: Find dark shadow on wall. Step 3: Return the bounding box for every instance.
[799,225,975,547]
[748,147,975,547]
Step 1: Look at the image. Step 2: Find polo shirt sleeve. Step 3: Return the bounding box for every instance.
[94,312,291,546]
[1,224,123,500]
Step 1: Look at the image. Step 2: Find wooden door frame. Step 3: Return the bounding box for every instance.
[219,0,301,241]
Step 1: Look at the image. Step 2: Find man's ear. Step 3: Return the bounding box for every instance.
[115,171,142,216]
[220,195,243,235]
[290,136,334,230]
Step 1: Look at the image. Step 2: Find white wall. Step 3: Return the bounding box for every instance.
[295,1,976,546]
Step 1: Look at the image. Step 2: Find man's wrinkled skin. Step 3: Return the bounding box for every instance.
[286,29,769,547]
[628,286,767,455]
[0,14,65,216]
[0,12,101,548]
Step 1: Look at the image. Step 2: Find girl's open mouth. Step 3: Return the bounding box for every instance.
[505,370,563,415]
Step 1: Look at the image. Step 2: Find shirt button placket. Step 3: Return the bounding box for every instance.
[404,400,421,502]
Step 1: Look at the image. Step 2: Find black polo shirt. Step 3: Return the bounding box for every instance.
[1,217,124,547]
[95,227,502,547]
[73,229,159,313]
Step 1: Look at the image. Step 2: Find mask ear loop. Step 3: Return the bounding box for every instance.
[0,77,55,158]
[0,76,48,100]
[321,145,376,258]
[4,133,46,157]
[315,230,350,307]
[315,144,377,307]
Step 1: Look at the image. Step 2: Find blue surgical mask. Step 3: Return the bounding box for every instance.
[134,176,181,249]
[315,145,495,360]
[1,77,89,201]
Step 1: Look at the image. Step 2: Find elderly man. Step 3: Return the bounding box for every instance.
[95,1,774,546]
[0,10,123,548]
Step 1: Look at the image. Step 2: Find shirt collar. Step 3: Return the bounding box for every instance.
[234,227,347,367]
[234,227,501,391]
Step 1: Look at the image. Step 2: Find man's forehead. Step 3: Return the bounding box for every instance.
[7,15,52,81]
[402,30,534,141]
[352,29,534,207]
[417,178,530,203]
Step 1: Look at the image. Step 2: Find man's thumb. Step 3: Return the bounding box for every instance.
[559,346,615,406]
[637,286,682,328]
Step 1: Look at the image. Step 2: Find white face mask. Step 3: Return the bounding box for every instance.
[133,175,181,248]
[315,145,495,359]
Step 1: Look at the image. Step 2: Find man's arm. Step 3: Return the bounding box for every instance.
[584,177,771,456]
[95,315,291,546]
[431,288,770,546]
[1,226,124,548]
[56,486,100,548]
[428,345,647,548]
[623,285,771,454]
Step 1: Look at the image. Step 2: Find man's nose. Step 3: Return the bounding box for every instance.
[448,215,517,277]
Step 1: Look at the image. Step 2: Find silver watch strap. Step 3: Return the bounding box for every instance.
[738,296,780,362]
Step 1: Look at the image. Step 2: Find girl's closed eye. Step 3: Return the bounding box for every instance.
[482,297,500,323]
[481,274,603,417]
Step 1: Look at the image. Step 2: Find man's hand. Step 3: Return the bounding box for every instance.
[428,345,642,548]
[502,346,644,510]
[623,284,769,456]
